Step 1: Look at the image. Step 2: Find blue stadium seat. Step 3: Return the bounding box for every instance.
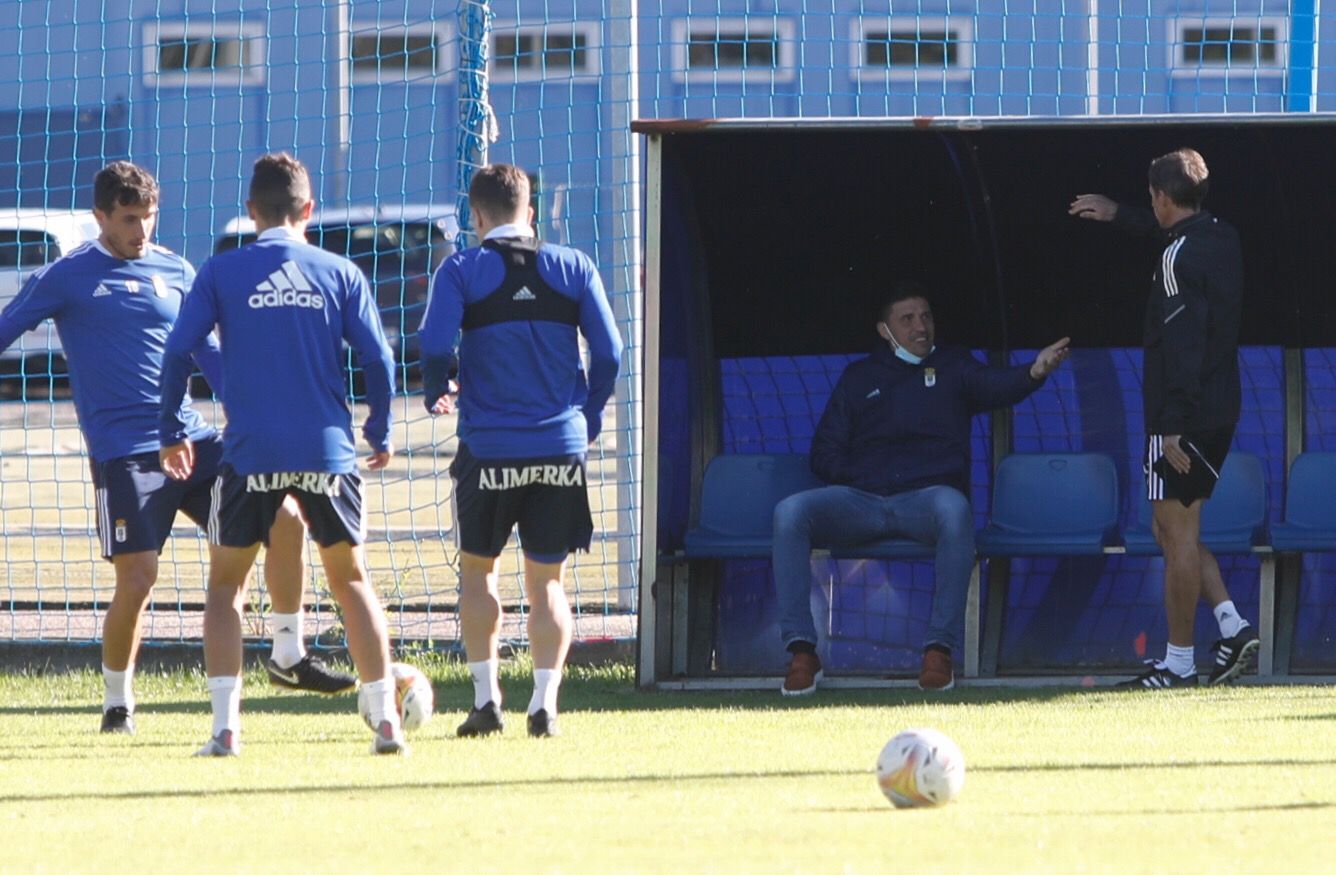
[683,454,823,558]
[1123,451,1268,555]
[1271,452,1336,552]
[976,453,1120,556]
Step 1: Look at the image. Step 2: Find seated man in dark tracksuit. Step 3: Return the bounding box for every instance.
[775,281,1070,694]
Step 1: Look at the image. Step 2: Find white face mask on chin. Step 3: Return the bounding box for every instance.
[886,330,933,366]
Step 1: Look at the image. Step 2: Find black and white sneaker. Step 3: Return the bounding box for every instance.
[266,655,357,695]
[1207,626,1260,686]
[1115,660,1199,689]
[527,709,559,738]
[100,705,135,735]
[457,701,504,738]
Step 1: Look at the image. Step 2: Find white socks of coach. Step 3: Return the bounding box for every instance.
[1214,600,1247,639]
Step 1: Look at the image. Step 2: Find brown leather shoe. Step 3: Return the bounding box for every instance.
[918,648,955,691]
[782,651,822,696]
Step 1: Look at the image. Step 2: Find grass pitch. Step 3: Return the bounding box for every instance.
[2,660,1334,874]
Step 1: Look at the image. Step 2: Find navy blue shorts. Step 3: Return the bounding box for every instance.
[91,434,224,561]
[449,443,593,561]
[209,464,365,549]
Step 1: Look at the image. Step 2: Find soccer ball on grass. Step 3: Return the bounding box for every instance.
[876,728,965,808]
[358,662,434,732]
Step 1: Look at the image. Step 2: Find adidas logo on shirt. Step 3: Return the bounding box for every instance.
[92,283,112,297]
[248,260,325,309]
[512,286,537,301]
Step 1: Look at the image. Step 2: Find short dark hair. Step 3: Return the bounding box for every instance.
[468,164,530,223]
[1148,148,1209,209]
[249,152,312,223]
[878,280,932,323]
[93,161,159,214]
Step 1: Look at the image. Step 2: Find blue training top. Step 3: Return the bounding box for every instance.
[159,228,395,475]
[418,229,623,459]
[0,240,220,463]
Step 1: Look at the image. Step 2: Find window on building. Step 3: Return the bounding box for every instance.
[143,24,265,85]
[350,28,442,80]
[864,28,960,68]
[854,19,972,78]
[673,19,794,81]
[491,26,597,80]
[1174,19,1285,71]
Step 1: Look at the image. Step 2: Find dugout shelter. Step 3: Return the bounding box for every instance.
[633,114,1336,689]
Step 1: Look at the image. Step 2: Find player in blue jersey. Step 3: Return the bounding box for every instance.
[0,162,349,737]
[420,164,624,738]
[159,152,405,756]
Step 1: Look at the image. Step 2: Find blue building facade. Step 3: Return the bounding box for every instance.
[2,1,1331,264]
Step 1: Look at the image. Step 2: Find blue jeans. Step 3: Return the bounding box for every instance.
[772,484,975,653]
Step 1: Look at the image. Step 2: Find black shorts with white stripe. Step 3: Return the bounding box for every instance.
[209,464,366,548]
[90,434,224,561]
[1144,426,1234,507]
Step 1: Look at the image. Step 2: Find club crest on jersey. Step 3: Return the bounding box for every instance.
[248,261,325,310]
[246,472,342,497]
[478,464,585,490]
[114,519,127,543]
[150,275,169,298]
[924,367,936,388]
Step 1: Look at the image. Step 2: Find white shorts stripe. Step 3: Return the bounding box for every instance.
[208,474,223,545]
[96,487,110,556]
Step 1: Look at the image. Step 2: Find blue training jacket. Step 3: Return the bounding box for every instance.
[159,229,394,475]
[0,241,220,463]
[419,234,623,459]
[811,344,1043,497]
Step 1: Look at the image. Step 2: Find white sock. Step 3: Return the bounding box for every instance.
[102,663,134,712]
[528,668,561,716]
[1164,643,1196,678]
[360,677,401,730]
[1213,601,1247,638]
[468,658,502,709]
[269,611,306,668]
[206,675,242,739]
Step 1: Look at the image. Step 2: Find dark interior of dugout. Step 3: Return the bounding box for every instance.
[665,121,1335,356]
[645,117,1336,682]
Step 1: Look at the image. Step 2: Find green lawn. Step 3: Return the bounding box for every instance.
[2,660,1334,874]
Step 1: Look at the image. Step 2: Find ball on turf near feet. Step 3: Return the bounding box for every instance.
[391,662,434,732]
[876,728,965,808]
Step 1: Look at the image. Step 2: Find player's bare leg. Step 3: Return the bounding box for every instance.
[457,551,505,736]
[99,551,158,734]
[195,543,260,756]
[314,541,403,753]
[262,499,355,694]
[522,555,571,737]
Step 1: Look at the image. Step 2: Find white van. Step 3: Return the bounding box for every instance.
[0,208,100,362]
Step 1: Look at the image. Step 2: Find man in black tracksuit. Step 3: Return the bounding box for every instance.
[1071,147,1259,689]
[774,282,1070,695]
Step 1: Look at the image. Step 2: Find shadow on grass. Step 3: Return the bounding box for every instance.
[1,680,1322,719]
[815,800,1336,816]
[0,767,867,804]
[4,759,1336,805]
